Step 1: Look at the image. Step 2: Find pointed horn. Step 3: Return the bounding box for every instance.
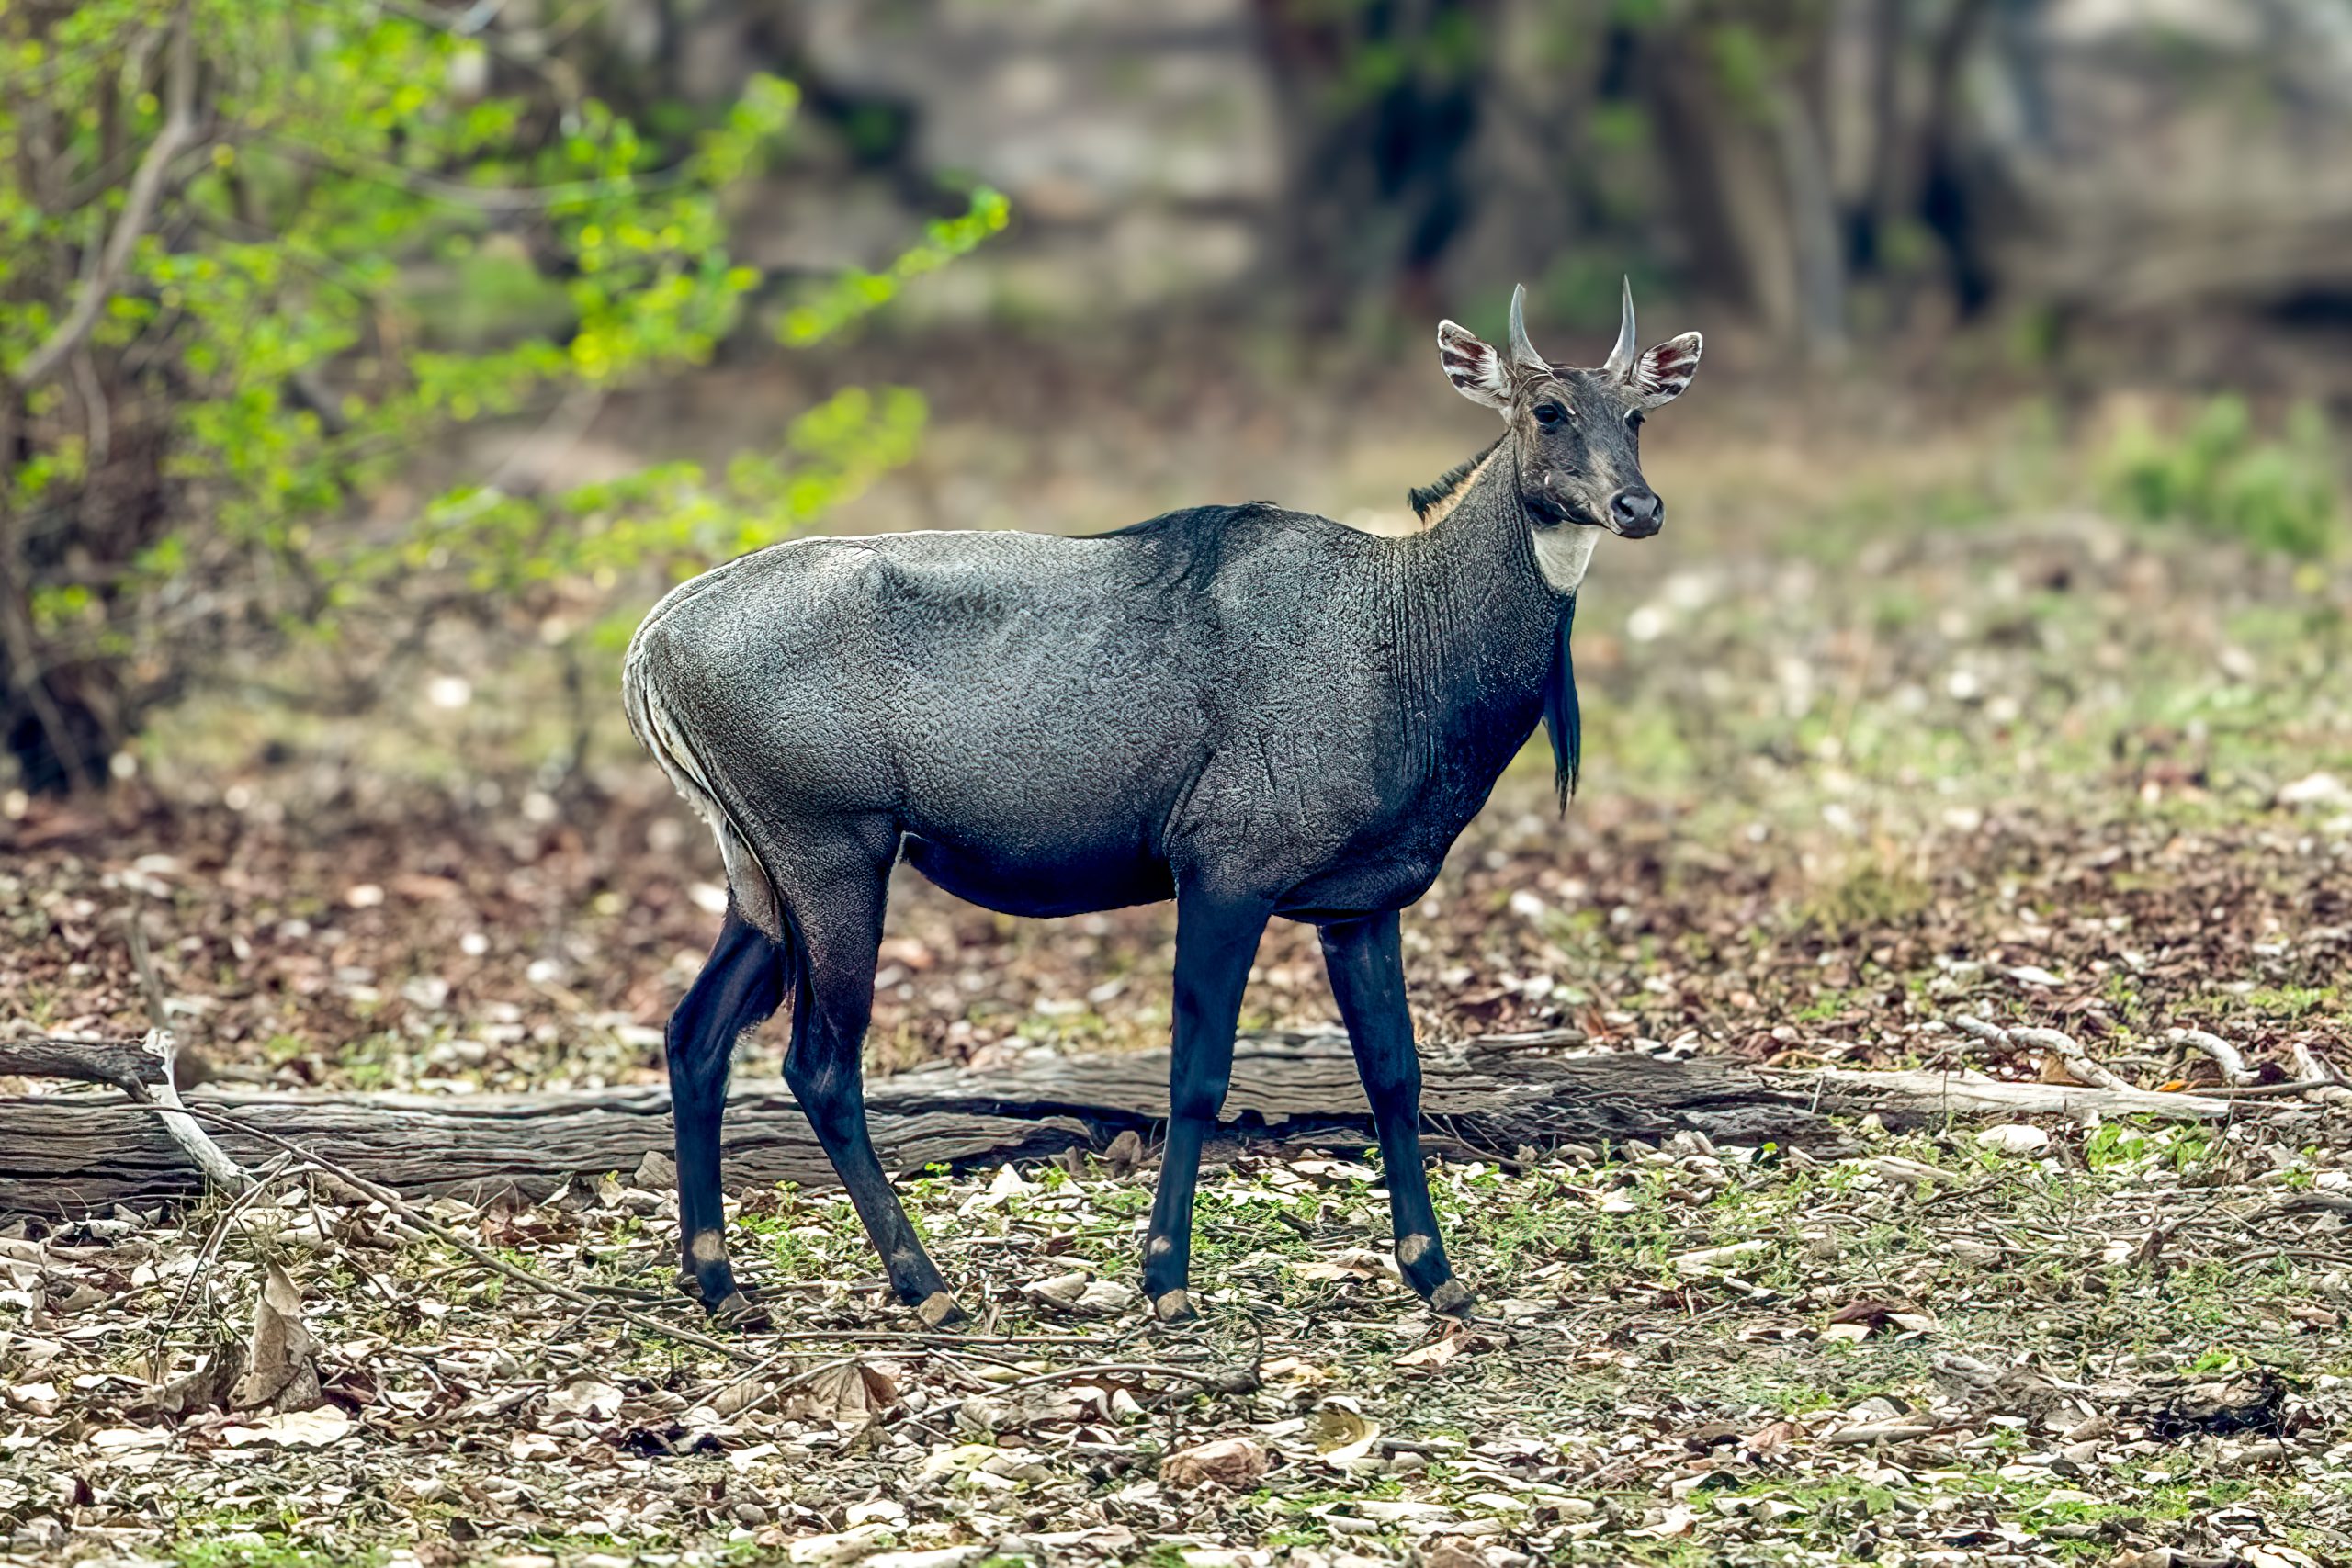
[1507,283,1546,374]
[1603,275,1638,378]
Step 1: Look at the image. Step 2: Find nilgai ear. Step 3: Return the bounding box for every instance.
[1629,332,1703,408]
[1436,320,1512,413]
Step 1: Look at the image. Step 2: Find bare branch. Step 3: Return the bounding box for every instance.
[0,1027,251,1190]
[991,1360,1260,1396]
[257,136,677,214]
[1830,1048,2235,1122]
[2288,1041,2352,1106]
[1955,1015,2141,1094]
[140,1028,253,1191]
[2008,1025,2137,1094]
[126,905,173,1033]
[0,1034,164,1093]
[2170,1028,2256,1088]
[9,6,199,391]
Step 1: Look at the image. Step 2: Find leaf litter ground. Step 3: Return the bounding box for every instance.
[7,387,2352,1564]
[6,1113,2352,1568]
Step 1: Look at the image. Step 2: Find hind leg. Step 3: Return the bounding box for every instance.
[667,907,787,1314]
[781,839,964,1326]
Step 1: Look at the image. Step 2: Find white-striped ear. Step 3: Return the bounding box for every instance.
[1629,331,1702,408]
[1436,320,1512,413]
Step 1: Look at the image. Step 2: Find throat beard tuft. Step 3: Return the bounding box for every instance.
[1544,593,1580,811]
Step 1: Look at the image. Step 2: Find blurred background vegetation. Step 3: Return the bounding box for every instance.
[3,0,2349,1078]
[6,0,2347,798]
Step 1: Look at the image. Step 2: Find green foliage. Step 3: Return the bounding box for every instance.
[0,0,1004,782]
[779,186,1011,345]
[2101,396,2346,559]
[1704,22,1781,119]
[174,1537,379,1568]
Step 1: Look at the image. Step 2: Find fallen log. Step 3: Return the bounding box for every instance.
[0,1030,252,1196]
[0,1032,2249,1216]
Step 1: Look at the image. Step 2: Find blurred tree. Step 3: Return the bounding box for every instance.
[1249,0,2003,349]
[1630,0,1848,355]
[1253,0,1497,327]
[0,0,1004,794]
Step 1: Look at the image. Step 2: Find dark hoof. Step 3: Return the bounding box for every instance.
[711,1290,771,1329]
[678,1258,749,1317]
[914,1290,966,1329]
[1427,1278,1476,1320]
[1151,1288,1198,1325]
[676,1269,741,1305]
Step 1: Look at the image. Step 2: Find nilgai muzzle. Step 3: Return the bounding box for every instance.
[625,282,1703,1325]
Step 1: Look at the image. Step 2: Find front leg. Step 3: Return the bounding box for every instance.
[1141,886,1271,1324]
[1319,910,1472,1316]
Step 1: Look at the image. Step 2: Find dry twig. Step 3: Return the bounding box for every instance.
[2288,1041,2352,1106]
[2007,1025,2137,1094]
[2169,1028,2256,1088]
[990,1360,1261,1396]
[127,913,254,1191]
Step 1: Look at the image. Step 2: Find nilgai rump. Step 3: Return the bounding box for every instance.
[625,283,1703,1325]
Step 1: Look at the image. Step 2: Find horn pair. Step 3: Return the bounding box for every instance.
[1508,277,1638,379]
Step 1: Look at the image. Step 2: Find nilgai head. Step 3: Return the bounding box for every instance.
[1437,278,1702,546]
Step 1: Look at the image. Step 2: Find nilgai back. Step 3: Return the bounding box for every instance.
[626,283,1702,1325]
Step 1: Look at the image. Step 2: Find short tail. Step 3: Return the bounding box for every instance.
[623,615,784,937]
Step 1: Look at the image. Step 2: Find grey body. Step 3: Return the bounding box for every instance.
[627,283,1702,1324]
[629,490,1558,934]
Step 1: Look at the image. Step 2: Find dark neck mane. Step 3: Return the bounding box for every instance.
[1403,438,1581,811]
[1408,436,1504,520]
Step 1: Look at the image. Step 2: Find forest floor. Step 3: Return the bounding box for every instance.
[5,1119,2351,1567]
[6,355,2352,1564]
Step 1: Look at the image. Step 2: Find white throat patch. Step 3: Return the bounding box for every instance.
[1531,523,1600,593]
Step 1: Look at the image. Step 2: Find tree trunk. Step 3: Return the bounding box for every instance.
[1634,16,1846,358]
[1250,0,1496,326]
[1635,27,1802,338]
[0,1031,2240,1215]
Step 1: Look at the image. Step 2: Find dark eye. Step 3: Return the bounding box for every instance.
[1626,408,1645,431]
[1533,401,1567,427]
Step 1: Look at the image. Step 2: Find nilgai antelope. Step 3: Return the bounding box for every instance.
[626,282,1702,1325]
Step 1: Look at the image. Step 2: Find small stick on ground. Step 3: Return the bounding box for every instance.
[2200,1079,2338,1100]
[989,1360,1261,1396]
[2288,1041,2352,1106]
[2169,1028,2256,1088]
[2008,1025,2137,1094]
[1951,1016,2011,1051]
[139,1031,254,1192]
